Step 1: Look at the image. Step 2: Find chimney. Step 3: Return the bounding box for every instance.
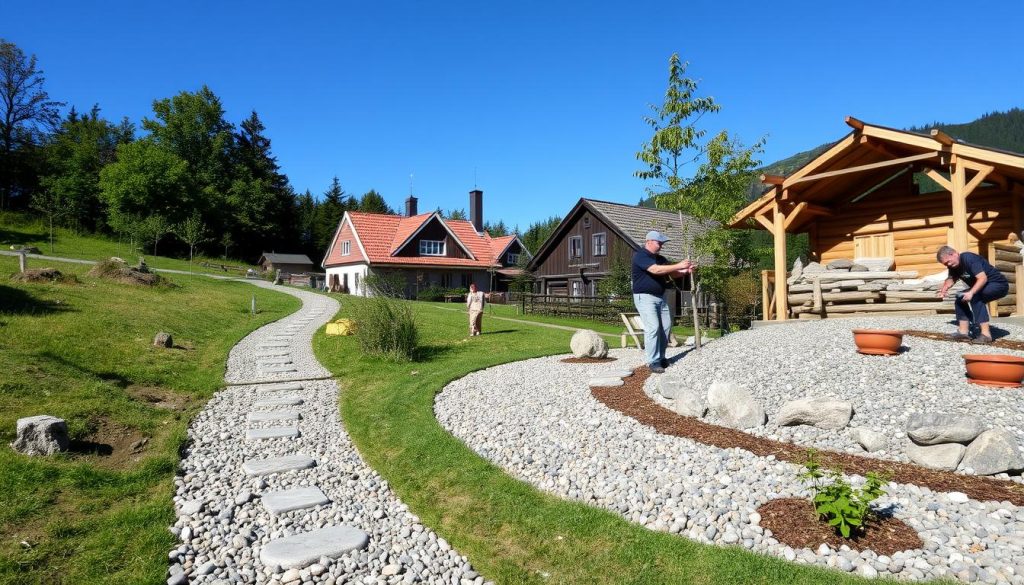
[469,189,483,232]
[405,195,418,217]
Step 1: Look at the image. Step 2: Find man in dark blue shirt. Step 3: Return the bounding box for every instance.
[937,245,1009,344]
[632,230,695,373]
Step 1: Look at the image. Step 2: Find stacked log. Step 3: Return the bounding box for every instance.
[788,259,943,318]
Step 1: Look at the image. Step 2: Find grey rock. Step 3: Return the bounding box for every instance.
[10,415,69,456]
[153,331,173,348]
[672,388,708,418]
[706,382,766,429]
[960,429,1024,475]
[245,426,300,440]
[587,377,623,387]
[850,427,887,452]
[656,376,684,400]
[849,263,869,273]
[179,500,203,515]
[247,410,301,423]
[802,261,826,275]
[262,486,330,515]
[907,412,985,445]
[786,257,804,286]
[906,441,965,470]
[826,258,853,271]
[776,397,853,430]
[570,329,608,359]
[167,573,187,585]
[259,525,370,569]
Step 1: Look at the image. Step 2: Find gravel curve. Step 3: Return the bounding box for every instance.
[171,283,483,585]
[435,323,1024,584]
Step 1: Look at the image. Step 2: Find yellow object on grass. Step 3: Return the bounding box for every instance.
[326,319,356,336]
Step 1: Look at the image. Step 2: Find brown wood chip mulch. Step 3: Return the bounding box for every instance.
[560,357,618,363]
[591,367,1024,506]
[758,498,922,555]
[905,329,1024,352]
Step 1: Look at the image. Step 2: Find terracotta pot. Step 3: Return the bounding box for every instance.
[851,329,905,356]
[963,354,1024,388]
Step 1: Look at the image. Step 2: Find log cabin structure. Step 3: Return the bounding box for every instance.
[730,117,1024,321]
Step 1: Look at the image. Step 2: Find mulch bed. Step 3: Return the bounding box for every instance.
[591,367,1024,506]
[758,498,922,554]
[906,329,1024,352]
[560,357,618,364]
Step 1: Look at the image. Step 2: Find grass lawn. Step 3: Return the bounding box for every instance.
[0,256,300,584]
[313,297,877,585]
[419,300,719,339]
[0,212,256,276]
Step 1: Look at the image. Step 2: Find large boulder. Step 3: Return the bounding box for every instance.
[850,427,887,452]
[906,441,965,471]
[706,382,766,429]
[959,429,1024,476]
[570,329,608,359]
[776,397,853,430]
[673,388,708,418]
[11,415,69,456]
[786,257,804,285]
[656,376,683,399]
[907,413,985,445]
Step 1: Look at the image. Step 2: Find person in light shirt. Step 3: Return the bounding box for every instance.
[466,283,485,337]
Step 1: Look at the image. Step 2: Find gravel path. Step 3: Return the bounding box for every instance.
[435,319,1024,584]
[171,283,482,585]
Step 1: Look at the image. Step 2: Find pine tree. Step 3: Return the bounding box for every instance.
[358,189,393,214]
[314,177,353,254]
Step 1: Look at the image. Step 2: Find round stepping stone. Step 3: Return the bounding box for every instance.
[262,486,329,515]
[246,426,299,440]
[588,377,624,387]
[242,454,315,476]
[248,410,301,423]
[259,525,369,570]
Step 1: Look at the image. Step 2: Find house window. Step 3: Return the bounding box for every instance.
[568,236,583,259]
[342,240,351,256]
[441,273,453,288]
[583,216,591,228]
[507,252,519,265]
[420,240,445,256]
[592,233,607,256]
[571,280,583,297]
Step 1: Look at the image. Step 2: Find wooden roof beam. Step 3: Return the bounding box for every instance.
[930,129,955,146]
[760,174,785,185]
[923,169,953,192]
[788,152,939,186]
[845,116,865,131]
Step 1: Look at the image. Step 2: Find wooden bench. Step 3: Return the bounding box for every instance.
[620,312,678,349]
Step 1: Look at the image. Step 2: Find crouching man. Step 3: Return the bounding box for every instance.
[936,245,1008,344]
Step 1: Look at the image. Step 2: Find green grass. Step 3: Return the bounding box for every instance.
[313,297,882,585]
[0,212,255,275]
[0,256,300,584]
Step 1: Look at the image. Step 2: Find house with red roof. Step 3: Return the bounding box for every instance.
[322,189,528,297]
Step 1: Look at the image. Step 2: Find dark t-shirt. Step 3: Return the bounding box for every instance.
[632,248,669,295]
[948,251,1008,288]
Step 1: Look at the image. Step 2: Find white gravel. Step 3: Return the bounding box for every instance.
[435,317,1024,584]
[171,283,483,585]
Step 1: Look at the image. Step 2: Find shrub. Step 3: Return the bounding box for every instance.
[722,271,759,329]
[364,272,407,298]
[352,296,418,361]
[416,286,446,302]
[798,449,888,538]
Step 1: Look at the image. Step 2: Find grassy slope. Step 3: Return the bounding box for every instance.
[0,256,300,584]
[314,298,881,585]
[0,212,254,275]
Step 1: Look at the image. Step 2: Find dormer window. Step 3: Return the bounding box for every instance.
[342,240,351,256]
[419,240,445,256]
[583,216,591,228]
[507,252,520,265]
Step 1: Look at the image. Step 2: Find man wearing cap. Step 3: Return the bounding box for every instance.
[632,230,695,374]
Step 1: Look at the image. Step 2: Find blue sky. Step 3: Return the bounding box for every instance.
[8,1,1024,231]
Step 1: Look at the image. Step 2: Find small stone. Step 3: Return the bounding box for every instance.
[906,441,965,470]
[153,331,173,348]
[850,427,887,452]
[382,564,402,576]
[776,397,853,430]
[180,500,203,515]
[570,329,608,358]
[10,415,69,456]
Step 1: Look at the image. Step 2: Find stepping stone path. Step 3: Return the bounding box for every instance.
[171,283,480,583]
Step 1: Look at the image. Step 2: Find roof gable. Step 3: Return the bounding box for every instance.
[391,212,477,259]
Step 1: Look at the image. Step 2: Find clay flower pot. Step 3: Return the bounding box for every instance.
[852,329,905,356]
[963,354,1024,388]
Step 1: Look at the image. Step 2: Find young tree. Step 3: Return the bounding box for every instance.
[141,214,171,256]
[30,188,67,253]
[176,213,208,270]
[0,39,64,210]
[99,139,192,224]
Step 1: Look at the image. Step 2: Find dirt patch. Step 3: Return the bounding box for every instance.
[759,498,922,555]
[87,259,167,287]
[10,268,78,284]
[126,385,192,411]
[591,368,1024,506]
[906,329,1024,352]
[560,357,618,363]
[68,417,151,469]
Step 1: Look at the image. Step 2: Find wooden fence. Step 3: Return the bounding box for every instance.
[518,294,633,323]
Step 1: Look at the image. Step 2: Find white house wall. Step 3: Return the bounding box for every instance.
[326,264,371,296]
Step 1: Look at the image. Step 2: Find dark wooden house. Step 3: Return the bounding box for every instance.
[527,198,709,306]
[258,253,315,275]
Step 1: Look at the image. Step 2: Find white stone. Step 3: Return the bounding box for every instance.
[262,486,330,515]
[706,382,766,429]
[245,426,300,440]
[850,427,887,452]
[247,410,301,423]
[255,396,304,407]
[776,397,853,430]
[570,330,609,359]
[588,377,623,387]
[242,455,316,476]
[259,525,369,569]
[905,441,965,470]
[11,415,69,456]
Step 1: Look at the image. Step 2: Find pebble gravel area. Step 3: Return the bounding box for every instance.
[435,317,1024,584]
[171,283,484,585]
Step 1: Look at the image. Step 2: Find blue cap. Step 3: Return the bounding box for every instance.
[645,230,670,243]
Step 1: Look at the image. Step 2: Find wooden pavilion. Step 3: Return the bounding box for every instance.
[730,117,1024,321]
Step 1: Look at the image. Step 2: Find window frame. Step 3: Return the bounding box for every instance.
[568,235,583,259]
[507,252,519,265]
[342,240,351,256]
[592,232,607,256]
[419,239,446,256]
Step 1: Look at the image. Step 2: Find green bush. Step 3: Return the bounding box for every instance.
[722,271,760,329]
[416,286,447,302]
[799,449,888,538]
[364,272,407,298]
[352,296,418,361]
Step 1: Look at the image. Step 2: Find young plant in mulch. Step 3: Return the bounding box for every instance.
[758,449,923,555]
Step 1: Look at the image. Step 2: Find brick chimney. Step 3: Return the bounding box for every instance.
[405,195,418,217]
[469,189,483,232]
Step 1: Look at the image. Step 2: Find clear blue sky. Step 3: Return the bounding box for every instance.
[9,1,1024,231]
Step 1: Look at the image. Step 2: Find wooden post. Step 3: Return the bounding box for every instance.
[760,270,771,321]
[1012,183,1022,239]
[18,250,27,273]
[772,204,789,320]
[951,162,969,252]
[251,295,256,316]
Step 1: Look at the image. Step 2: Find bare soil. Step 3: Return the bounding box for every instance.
[758,498,922,554]
[591,367,1024,506]
[126,384,192,411]
[68,416,151,469]
[10,268,78,284]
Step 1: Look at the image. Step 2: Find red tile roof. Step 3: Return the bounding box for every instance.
[324,211,520,269]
